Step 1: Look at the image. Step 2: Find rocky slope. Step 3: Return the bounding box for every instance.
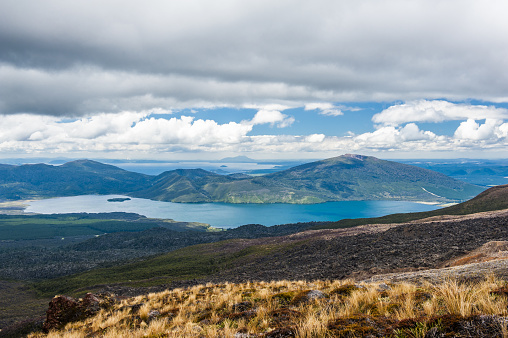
[206,209,508,283]
[31,207,508,299]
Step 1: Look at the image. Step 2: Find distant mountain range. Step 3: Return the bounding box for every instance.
[0,154,485,203]
[219,155,257,163]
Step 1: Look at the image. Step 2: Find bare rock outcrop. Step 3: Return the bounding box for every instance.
[43,293,115,332]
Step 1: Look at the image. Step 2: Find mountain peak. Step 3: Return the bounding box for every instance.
[60,159,122,171]
[62,159,103,165]
[315,154,372,165]
[342,153,368,161]
[157,168,218,179]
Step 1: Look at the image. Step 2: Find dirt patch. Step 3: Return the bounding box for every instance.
[442,240,508,267]
[0,200,32,215]
[362,259,508,284]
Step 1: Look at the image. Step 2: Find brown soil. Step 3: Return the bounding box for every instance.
[443,240,508,267]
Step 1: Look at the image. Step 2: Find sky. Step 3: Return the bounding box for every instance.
[1,0,508,160]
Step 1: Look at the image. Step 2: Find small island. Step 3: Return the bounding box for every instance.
[107,197,131,202]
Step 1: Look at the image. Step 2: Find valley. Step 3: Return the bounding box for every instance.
[0,157,507,336]
[28,188,508,298]
[2,2,507,335]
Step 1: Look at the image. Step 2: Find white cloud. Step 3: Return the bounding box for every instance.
[355,124,439,150]
[0,114,59,142]
[304,103,343,116]
[66,112,147,139]
[356,126,399,146]
[1,104,507,159]
[373,100,508,126]
[305,134,326,143]
[112,115,254,145]
[250,110,295,128]
[497,123,508,138]
[0,112,255,155]
[453,118,506,140]
[400,123,436,141]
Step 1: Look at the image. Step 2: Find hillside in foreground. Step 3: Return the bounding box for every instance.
[21,277,508,337]
[30,208,508,301]
[3,186,508,336]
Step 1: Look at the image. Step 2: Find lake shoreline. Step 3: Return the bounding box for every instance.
[22,195,442,229]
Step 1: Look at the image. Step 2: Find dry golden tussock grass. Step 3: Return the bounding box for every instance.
[29,276,508,337]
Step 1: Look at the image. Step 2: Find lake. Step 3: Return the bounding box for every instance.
[25,195,441,229]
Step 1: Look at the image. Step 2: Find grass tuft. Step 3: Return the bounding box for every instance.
[28,277,508,337]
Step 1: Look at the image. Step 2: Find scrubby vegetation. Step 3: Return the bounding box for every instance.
[29,276,508,337]
[0,219,319,282]
[0,212,214,241]
[27,208,508,299]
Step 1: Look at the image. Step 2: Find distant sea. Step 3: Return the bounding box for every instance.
[25,195,441,229]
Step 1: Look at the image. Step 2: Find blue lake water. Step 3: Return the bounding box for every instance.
[25,195,441,229]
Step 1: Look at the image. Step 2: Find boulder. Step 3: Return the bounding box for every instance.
[42,293,116,332]
[291,290,325,305]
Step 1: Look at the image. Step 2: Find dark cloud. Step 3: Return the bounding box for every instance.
[1,0,508,116]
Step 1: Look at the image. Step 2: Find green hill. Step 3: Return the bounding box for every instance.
[133,154,484,203]
[263,154,483,201]
[0,160,151,200]
[0,155,484,203]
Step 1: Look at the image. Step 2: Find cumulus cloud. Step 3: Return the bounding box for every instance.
[66,112,147,139]
[0,112,254,154]
[373,100,508,126]
[305,134,326,143]
[453,118,508,141]
[355,124,439,149]
[116,116,253,145]
[0,109,507,158]
[250,110,295,128]
[0,114,59,142]
[399,123,437,141]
